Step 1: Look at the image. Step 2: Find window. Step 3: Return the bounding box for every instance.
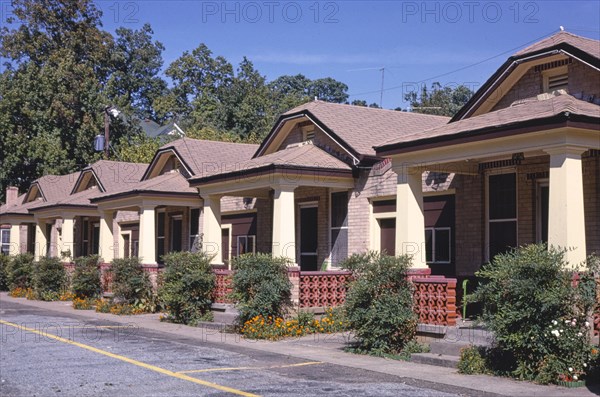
[330,191,349,266]
[189,208,200,252]
[237,235,256,256]
[536,181,549,243]
[157,211,165,261]
[488,172,517,260]
[1,229,10,255]
[425,227,451,263]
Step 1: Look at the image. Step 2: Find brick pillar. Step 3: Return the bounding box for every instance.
[288,266,301,306]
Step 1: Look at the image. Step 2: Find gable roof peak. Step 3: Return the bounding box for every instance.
[514,30,600,59]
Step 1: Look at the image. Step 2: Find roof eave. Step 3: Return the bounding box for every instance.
[376,113,599,156]
[189,163,354,187]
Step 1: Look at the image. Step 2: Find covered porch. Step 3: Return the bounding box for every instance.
[190,151,356,271]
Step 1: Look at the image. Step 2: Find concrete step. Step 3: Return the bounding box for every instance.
[410,353,460,369]
[212,311,237,325]
[428,340,473,356]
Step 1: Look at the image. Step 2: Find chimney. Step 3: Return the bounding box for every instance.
[6,186,18,206]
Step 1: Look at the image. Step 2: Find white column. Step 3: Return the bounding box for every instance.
[138,205,156,265]
[61,217,75,261]
[114,217,123,259]
[34,220,48,261]
[99,211,115,263]
[202,195,222,265]
[394,166,427,268]
[272,185,297,263]
[9,224,21,256]
[546,146,587,267]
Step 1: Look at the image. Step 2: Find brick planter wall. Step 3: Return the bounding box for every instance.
[298,270,352,308]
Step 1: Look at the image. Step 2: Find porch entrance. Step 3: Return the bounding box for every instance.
[300,205,318,271]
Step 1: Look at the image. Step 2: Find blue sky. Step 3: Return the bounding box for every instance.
[7,1,600,109]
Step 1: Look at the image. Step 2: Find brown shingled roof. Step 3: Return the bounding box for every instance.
[515,31,600,59]
[377,93,600,153]
[84,160,148,192]
[92,172,197,203]
[37,173,80,202]
[156,138,259,177]
[0,193,37,216]
[190,142,352,185]
[277,101,450,157]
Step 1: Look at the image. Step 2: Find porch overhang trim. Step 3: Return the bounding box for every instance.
[189,163,354,187]
[376,114,599,157]
[91,190,198,204]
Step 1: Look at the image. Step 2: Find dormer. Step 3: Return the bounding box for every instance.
[142,148,192,181]
[452,31,600,121]
[71,169,104,194]
[24,183,44,203]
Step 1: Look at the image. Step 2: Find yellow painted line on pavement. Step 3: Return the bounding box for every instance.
[0,320,259,397]
[178,361,323,374]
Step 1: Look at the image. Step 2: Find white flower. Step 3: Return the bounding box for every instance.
[584,363,587,368]
[585,321,590,327]
[565,320,571,324]
[573,375,578,380]
[577,332,583,337]
[569,367,573,372]
[553,320,558,325]
[551,330,560,337]
[560,329,564,333]
[572,319,577,323]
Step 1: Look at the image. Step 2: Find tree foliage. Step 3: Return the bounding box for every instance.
[405,82,473,117]
[0,0,379,201]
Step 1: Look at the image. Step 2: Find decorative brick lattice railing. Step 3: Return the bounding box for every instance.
[413,277,457,326]
[213,269,233,304]
[299,271,352,308]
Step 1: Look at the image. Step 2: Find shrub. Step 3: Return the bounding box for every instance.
[231,253,292,326]
[33,257,67,300]
[111,257,153,305]
[470,244,598,382]
[159,251,215,325]
[6,253,34,291]
[0,255,10,291]
[341,251,417,355]
[71,255,101,299]
[458,345,488,375]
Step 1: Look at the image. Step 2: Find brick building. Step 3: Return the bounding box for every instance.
[1,31,599,286]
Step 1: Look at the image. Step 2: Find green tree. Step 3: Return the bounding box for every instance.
[0,0,115,201]
[105,23,168,121]
[405,82,473,117]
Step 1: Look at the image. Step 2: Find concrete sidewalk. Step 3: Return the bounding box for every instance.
[1,293,598,397]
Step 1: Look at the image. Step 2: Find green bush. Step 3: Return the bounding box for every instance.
[71,255,101,299]
[111,257,153,305]
[341,251,417,356]
[33,257,67,300]
[159,251,215,325]
[231,253,292,326]
[0,255,10,291]
[6,253,34,290]
[458,345,488,375]
[470,244,598,382]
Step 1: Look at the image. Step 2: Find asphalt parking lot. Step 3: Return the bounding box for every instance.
[0,300,461,397]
